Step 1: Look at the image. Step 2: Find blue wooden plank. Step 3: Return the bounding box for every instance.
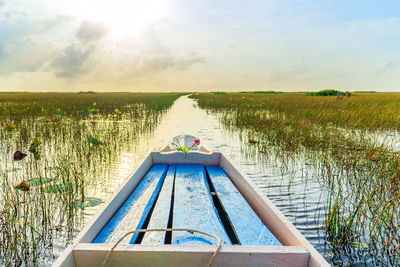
[92,163,168,244]
[140,164,176,245]
[172,164,231,245]
[206,165,281,246]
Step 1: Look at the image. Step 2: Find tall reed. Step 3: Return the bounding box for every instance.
[191,92,400,265]
[0,92,183,266]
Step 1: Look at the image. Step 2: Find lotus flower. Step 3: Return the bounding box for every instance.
[193,138,200,146]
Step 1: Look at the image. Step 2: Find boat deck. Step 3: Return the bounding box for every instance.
[93,163,281,247]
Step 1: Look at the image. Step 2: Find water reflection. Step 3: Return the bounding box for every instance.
[57,96,331,263]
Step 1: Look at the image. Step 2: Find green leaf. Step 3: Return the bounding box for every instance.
[24,178,53,186]
[56,108,65,115]
[43,183,76,193]
[73,197,103,208]
[89,108,99,113]
[6,124,16,131]
[33,137,41,148]
[29,137,42,153]
[114,108,122,116]
[89,136,102,146]
[248,138,257,144]
[177,146,190,153]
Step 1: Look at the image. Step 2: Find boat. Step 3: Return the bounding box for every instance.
[53,135,329,267]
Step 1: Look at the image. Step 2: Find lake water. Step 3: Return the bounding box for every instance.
[51,95,368,266]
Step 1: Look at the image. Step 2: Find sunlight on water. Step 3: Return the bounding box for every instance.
[3,95,374,265]
[74,95,330,263]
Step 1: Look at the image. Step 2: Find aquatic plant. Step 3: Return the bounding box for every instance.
[172,137,200,153]
[191,92,400,266]
[305,89,344,96]
[13,151,27,161]
[28,137,41,153]
[191,92,400,130]
[0,92,183,265]
[114,108,122,116]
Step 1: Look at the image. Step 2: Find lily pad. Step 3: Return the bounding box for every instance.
[43,183,76,193]
[73,197,103,208]
[248,138,258,144]
[25,178,53,186]
[114,108,122,116]
[89,136,102,146]
[13,151,27,161]
[7,124,16,131]
[56,108,66,115]
[349,241,369,249]
[15,182,30,191]
[28,137,42,153]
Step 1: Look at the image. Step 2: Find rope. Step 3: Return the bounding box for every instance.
[101,228,222,267]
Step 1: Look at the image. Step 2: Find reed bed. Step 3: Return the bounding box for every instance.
[0,92,182,266]
[192,92,400,130]
[191,92,400,266]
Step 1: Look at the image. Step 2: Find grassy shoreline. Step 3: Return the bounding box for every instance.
[191,92,400,265]
[0,93,183,265]
[192,92,400,130]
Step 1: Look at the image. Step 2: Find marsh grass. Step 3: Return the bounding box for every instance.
[191,92,400,265]
[0,92,182,266]
[192,92,400,130]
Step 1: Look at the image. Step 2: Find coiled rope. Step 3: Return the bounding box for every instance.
[101,228,222,267]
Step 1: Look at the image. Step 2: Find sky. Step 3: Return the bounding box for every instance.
[0,0,399,92]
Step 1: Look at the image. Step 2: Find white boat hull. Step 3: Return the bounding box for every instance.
[53,149,329,267]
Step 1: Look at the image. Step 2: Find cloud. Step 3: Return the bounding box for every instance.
[0,15,70,75]
[174,52,206,71]
[76,21,109,44]
[376,58,400,73]
[48,20,109,78]
[132,52,205,75]
[0,0,4,9]
[49,44,95,78]
[116,22,206,77]
[0,41,52,74]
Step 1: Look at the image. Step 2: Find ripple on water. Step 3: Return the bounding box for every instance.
[52,96,348,266]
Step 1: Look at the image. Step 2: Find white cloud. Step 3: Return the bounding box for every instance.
[376,58,400,73]
[130,52,206,76]
[48,20,109,78]
[76,20,109,44]
[49,44,95,78]
[0,15,70,75]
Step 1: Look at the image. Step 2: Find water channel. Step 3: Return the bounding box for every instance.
[52,95,363,266]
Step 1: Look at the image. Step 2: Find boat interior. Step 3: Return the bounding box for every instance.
[92,163,282,247]
[54,149,329,267]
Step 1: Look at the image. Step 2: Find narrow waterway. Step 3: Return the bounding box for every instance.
[53,95,330,265]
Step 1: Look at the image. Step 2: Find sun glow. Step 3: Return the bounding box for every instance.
[53,0,168,39]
